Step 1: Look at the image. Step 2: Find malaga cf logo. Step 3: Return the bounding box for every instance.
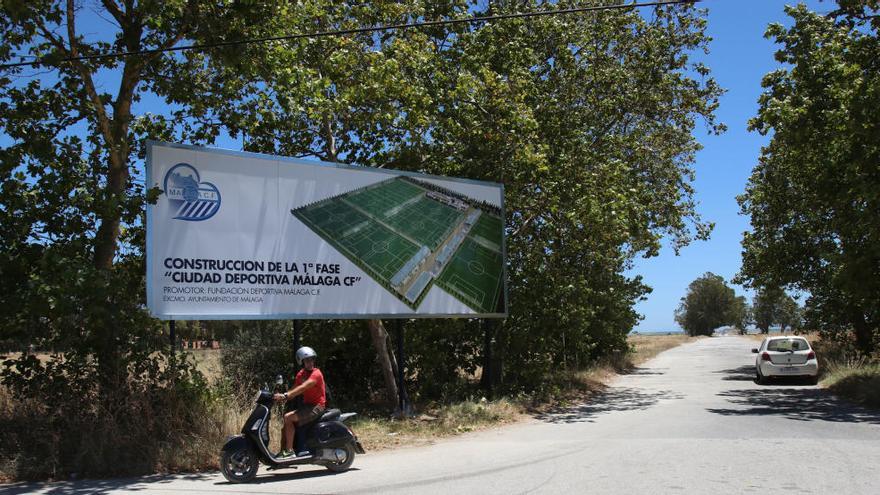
[163,163,221,221]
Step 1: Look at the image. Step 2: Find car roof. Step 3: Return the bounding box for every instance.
[763,336,809,342]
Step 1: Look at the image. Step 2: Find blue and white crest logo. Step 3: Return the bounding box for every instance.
[163,163,221,221]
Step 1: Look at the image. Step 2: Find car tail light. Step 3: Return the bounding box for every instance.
[761,352,771,362]
[807,351,816,360]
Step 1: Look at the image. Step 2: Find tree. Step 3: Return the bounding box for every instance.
[738,2,879,355]
[675,273,745,336]
[777,295,803,333]
[751,287,802,334]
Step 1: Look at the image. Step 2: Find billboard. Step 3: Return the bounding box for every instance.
[146,142,507,319]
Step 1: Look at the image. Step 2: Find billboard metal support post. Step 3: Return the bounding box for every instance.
[293,320,302,352]
[395,319,410,415]
[169,320,176,357]
[482,319,494,398]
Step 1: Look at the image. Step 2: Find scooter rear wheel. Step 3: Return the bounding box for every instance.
[220,446,259,483]
[325,444,356,473]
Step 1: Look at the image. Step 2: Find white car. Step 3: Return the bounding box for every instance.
[752,336,819,385]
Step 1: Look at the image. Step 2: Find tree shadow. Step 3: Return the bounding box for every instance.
[619,367,665,376]
[0,467,358,494]
[533,387,684,424]
[0,472,215,495]
[706,388,880,424]
[715,365,758,382]
[217,467,358,485]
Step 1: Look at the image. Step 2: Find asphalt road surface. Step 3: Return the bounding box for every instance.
[5,336,880,494]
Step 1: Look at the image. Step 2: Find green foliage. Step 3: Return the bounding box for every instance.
[738,2,880,354]
[751,287,803,334]
[219,320,384,406]
[186,0,722,387]
[675,272,746,336]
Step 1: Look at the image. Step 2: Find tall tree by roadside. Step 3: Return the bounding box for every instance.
[752,287,803,334]
[0,0,231,393]
[675,273,747,336]
[738,1,879,355]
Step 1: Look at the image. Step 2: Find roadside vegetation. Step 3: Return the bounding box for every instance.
[822,362,880,409]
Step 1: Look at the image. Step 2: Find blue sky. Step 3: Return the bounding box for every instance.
[629,0,826,332]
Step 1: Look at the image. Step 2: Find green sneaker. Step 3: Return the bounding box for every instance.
[277,449,293,458]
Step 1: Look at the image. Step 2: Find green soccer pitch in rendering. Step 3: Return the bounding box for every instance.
[292,176,504,314]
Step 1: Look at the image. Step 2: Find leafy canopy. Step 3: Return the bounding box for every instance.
[675,272,746,336]
[738,1,879,354]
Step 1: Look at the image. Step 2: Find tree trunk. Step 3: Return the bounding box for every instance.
[367,319,399,407]
[851,309,875,356]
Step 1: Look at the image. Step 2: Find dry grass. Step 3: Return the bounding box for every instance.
[628,334,701,365]
[185,349,223,382]
[351,399,523,451]
[821,360,880,409]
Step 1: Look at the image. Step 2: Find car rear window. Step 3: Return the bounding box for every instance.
[767,338,810,351]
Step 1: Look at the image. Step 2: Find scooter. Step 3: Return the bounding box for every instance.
[220,376,366,483]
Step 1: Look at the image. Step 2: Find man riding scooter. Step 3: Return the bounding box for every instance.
[273,346,326,458]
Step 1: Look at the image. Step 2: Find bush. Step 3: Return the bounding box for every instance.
[0,352,219,480]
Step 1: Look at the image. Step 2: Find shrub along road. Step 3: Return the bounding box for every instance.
[5,337,880,494]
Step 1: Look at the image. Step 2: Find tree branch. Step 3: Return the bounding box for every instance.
[46,0,115,148]
[100,0,126,27]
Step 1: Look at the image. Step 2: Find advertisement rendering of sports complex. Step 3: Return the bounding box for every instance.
[292,176,505,314]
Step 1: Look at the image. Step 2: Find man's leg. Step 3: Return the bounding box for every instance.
[283,411,299,452]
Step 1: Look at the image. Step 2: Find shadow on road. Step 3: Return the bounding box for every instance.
[715,365,757,382]
[707,388,880,424]
[216,467,357,485]
[619,367,665,376]
[533,387,684,424]
[0,467,357,494]
[0,472,214,495]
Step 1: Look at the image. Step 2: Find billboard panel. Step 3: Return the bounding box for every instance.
[146,141,507,319]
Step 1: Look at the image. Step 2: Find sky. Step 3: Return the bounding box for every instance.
[628,0,826,332]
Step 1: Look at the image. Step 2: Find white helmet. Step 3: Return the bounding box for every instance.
[295,346,317,365]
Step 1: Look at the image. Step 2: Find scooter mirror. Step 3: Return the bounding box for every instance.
[275,374,284,386]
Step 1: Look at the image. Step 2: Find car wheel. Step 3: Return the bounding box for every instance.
[808,375,819,386]
[756,368,766,385]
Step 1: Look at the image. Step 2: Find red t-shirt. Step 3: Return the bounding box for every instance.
[295,367,326,407]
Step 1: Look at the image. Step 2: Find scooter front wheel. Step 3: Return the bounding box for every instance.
[220,446,259,483]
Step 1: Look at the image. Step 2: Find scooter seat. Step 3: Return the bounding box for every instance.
[319,408,341,422]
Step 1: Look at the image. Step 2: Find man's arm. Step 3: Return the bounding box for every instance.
[275,378,317,402]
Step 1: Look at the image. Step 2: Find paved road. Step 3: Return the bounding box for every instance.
[5,336,880,494]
